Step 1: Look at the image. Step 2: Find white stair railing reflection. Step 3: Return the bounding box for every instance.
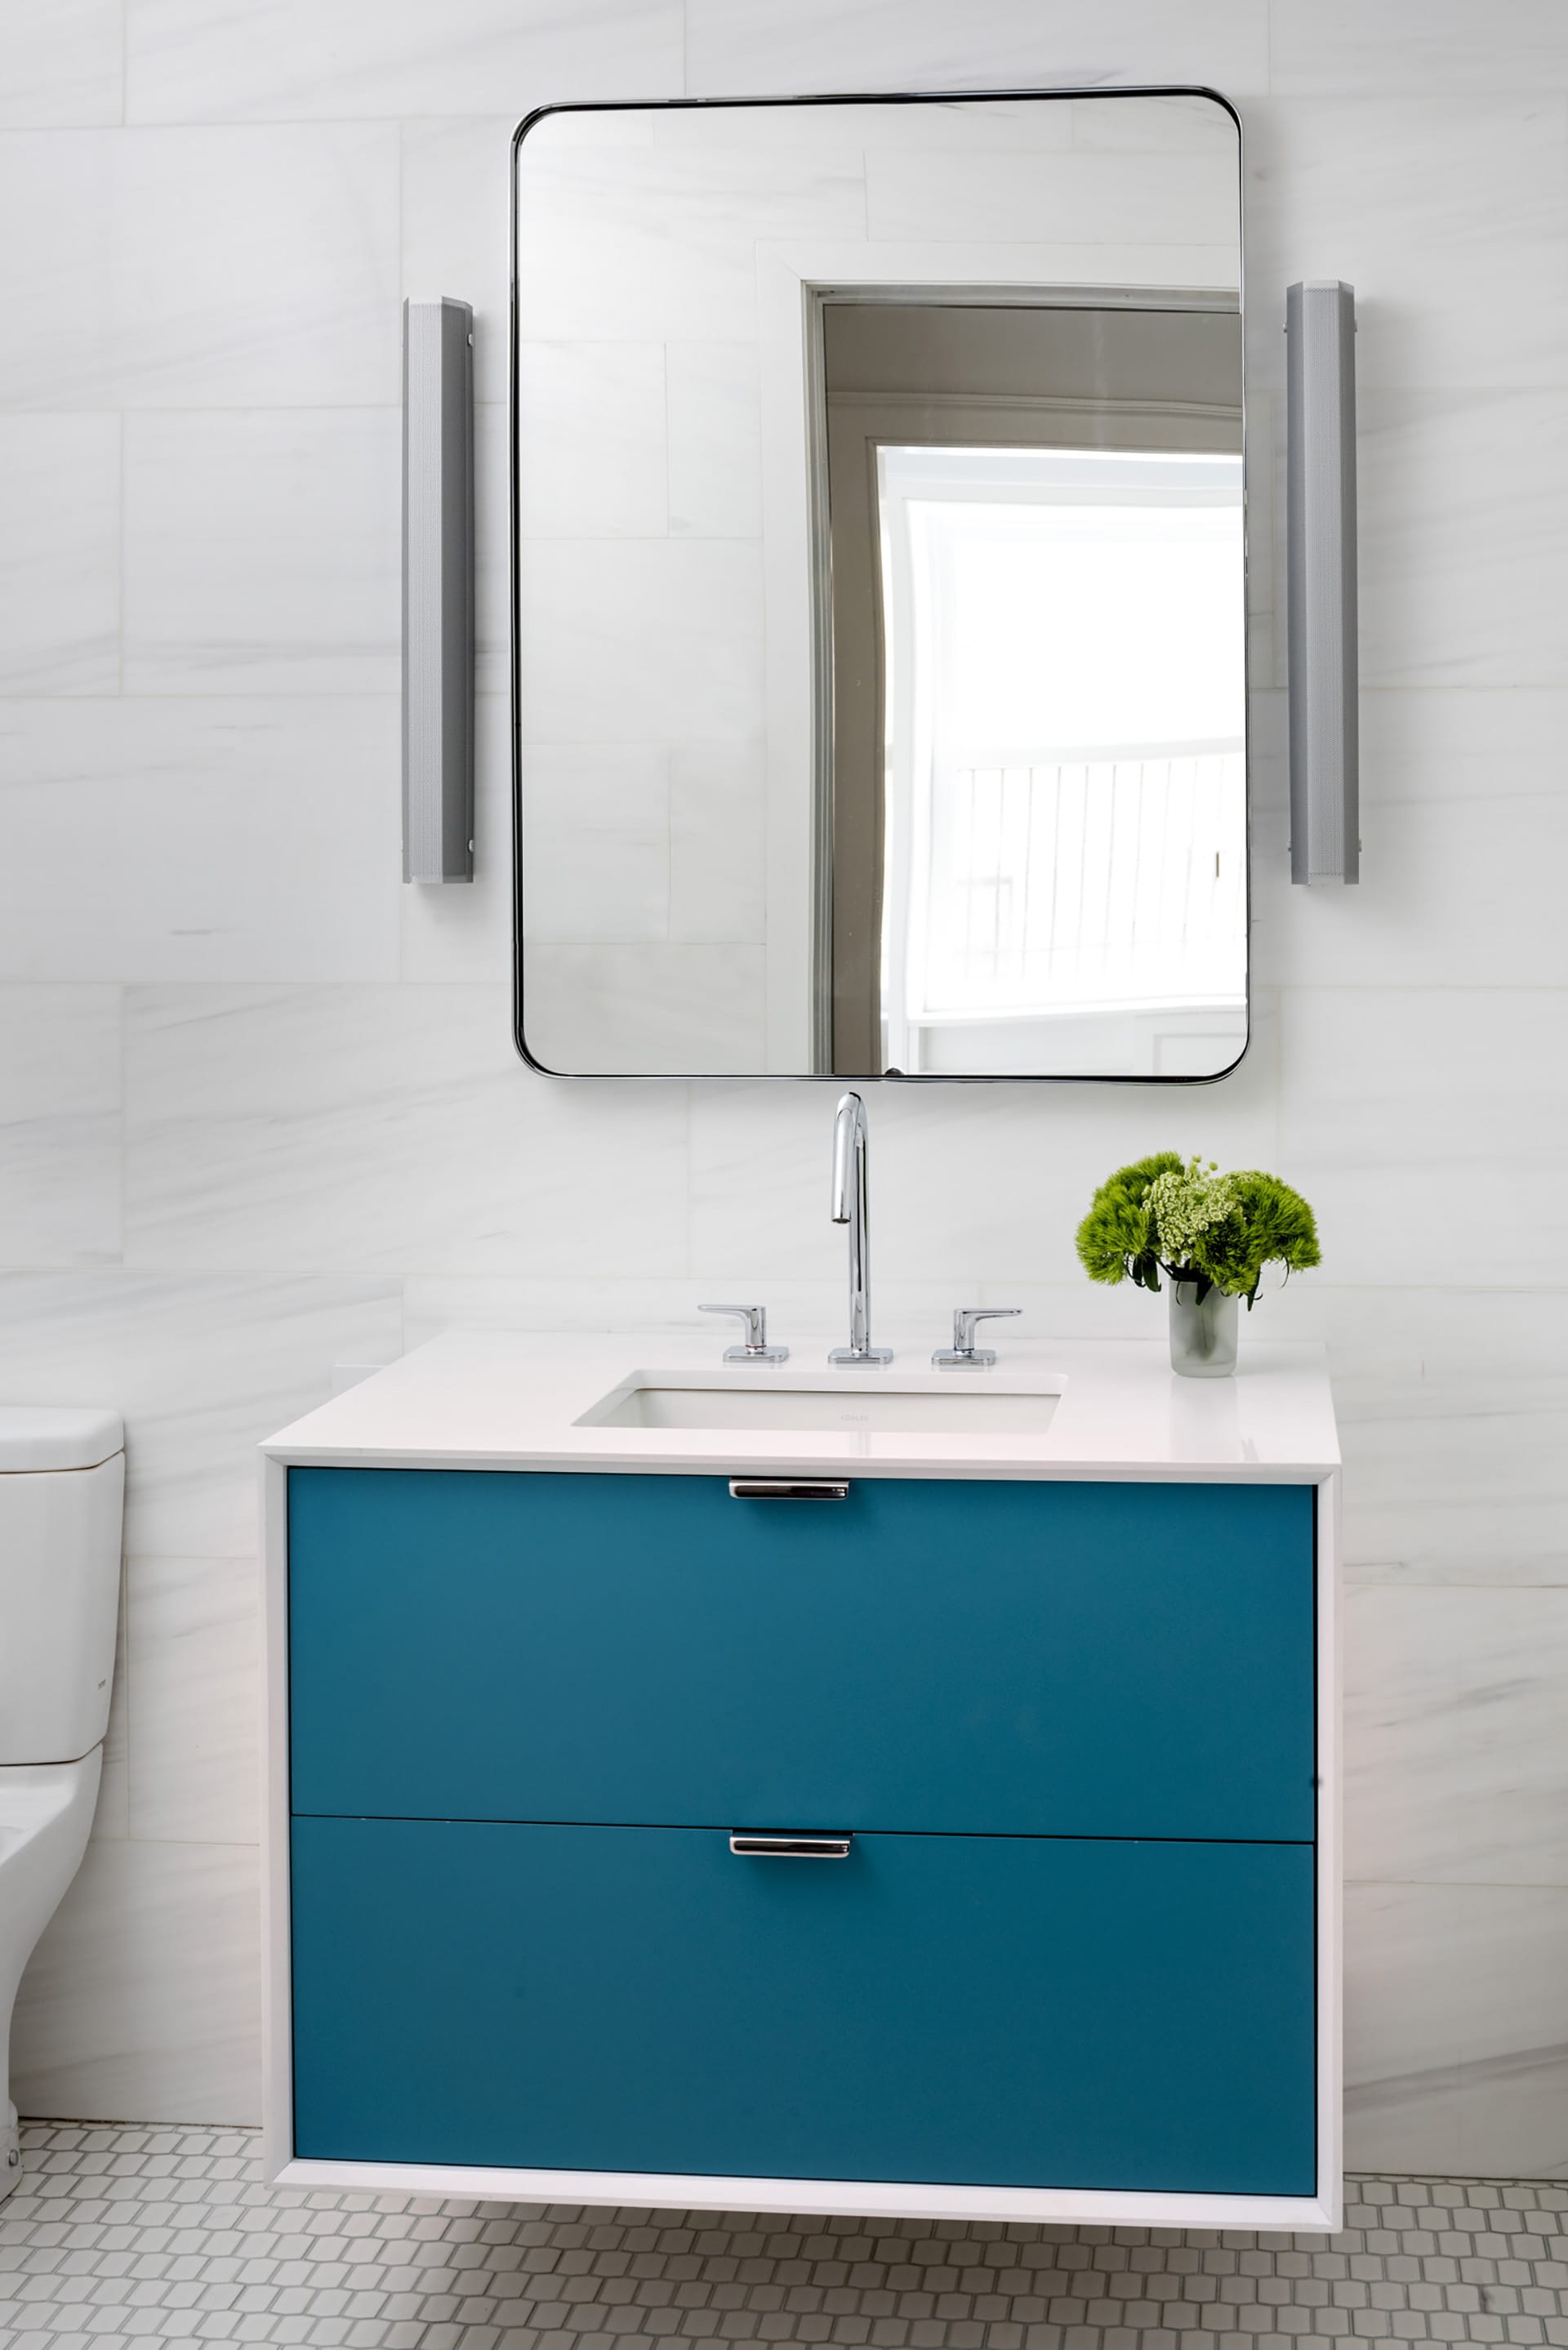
[913,747,1246,1021]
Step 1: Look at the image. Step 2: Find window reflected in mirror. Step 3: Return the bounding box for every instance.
[825,301,1245,1078]
[875,443,1244,1077]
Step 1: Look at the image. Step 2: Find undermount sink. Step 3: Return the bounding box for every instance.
[577,1378,1062,1436]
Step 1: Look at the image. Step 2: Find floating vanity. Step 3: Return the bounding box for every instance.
[261,1328,1341,2231]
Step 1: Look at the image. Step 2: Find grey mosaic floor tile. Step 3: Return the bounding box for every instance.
[4,2128,1568,2345]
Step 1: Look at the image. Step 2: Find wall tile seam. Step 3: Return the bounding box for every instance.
[112,109,552,130]
[1344,1576,1568,1588]
[0,1264,407,1283]
[114,955,127,1266]
[1253,76,1568,107]
[95,96,1379,134]
[1269,983,1568,997]
[1343,1581,1568,1593]
[93,1267,1568,1294]
[87,691,407,701]
[114,406,403,419]
[1339,1395,1568,1411]
[17,1278,1568,1313]
[0,692,409,703]
[114,404,126,702]
[2,115,421,136]
[3,406,407,423]
[53,85,1568,128]
[1259,790,1568,810]
[121,1552,262,1568]
[1344,1875,1568,1893]
[1335,689,1568,697]
[75,1833,260,1853]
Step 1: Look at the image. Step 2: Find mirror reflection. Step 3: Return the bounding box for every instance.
[514,91,1245,1079]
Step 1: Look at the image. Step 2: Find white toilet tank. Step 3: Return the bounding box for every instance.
[0,1407,123,1765]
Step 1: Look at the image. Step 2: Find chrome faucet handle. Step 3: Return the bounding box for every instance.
[933,1307,1021,1370]
[698,1304,789,1364]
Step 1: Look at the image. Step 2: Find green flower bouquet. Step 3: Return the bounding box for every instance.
[1076,1152,1320,1376]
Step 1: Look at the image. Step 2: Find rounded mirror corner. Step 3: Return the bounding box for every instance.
[512,999,571,1081]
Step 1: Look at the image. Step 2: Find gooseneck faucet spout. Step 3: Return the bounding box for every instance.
[828,1090,893,1366]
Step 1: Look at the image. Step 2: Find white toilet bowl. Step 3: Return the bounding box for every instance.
[0,1406,122,2201]
[0,1753,100,2192]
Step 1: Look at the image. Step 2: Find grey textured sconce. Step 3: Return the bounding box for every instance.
[1285,279,1359,884]
[402,296,474,883]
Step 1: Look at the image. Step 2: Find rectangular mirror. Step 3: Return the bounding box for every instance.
[513,88,1245,1081]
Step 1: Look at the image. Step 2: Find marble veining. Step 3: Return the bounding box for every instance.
[122,984,693,1273]
[1356,387,1568,689]
[0,985,122,1266]
[125,0,687,123]
[0,701,402,983]
[125,1554,260,1847]
[0,1272,403,1557]
[11,1840,261,2127]
[1346,1585,1568,1886]
[1269,0,1568,96]
[123,411,401,697]
[0,0,123,129]
[682,1,1273,98]
[0,416,119,694]
[1346,1883,1568,2179]
[1243,96,1568,394]
[0,127,400,412]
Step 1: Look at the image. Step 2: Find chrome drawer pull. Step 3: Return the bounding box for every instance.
[729,1833,853,1860]
[728,1479,849,1501]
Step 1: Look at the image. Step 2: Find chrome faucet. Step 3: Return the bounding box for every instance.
[828,1090,892,1366]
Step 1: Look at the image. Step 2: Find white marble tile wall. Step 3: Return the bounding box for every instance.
[0,417,120,693]
[1,0,1565,2176]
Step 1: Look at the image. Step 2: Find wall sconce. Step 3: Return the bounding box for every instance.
[402,296,474,884]
[1285,279,1358,884]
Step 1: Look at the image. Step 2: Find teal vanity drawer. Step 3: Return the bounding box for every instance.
[287,1468,1315,1842]
[290,1815,1316,2194]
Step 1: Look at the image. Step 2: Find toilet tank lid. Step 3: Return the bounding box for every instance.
[0,1407,122,1472]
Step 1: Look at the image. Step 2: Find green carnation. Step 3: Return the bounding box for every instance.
[1075,1150,1182,1293]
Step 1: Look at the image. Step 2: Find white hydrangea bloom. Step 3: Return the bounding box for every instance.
[1143,1157,1239,1265]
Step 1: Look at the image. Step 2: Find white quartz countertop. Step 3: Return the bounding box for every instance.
[262,1328,1339,1483]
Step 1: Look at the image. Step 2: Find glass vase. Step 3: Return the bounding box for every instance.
[1168,1280,1239,1378]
